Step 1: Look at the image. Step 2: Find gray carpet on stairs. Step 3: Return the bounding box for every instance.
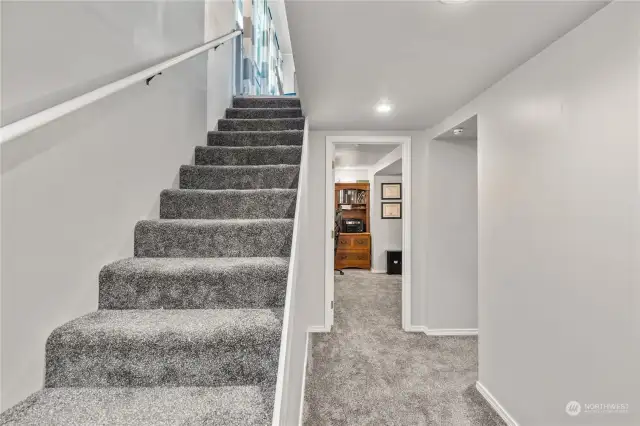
[99,257,289,310]
[180,165,300,190]
[134,219,294,258]
[160,189,297,219]
[226,107,302,119]
[1,96,302,425]
[45,309,282,388]
[0,387,271,425]
[218,118,304,131]
[208,130,303,147]
[195,146,301,166]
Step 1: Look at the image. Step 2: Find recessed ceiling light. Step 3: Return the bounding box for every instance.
[453,128,464,135]
[440,0,472,4]
[375,101,393,114]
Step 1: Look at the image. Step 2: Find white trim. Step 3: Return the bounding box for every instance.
[333,166,370,172]
[426,328,478,336]
[404,325,429,333]
[297,333,310,426]
[370,269,387,274]
[475,382,520,426]
[0,29,242,145]
[324,139,335,331]
[272,119,310,426]
[307,325,331,333]
[325,136,413,331]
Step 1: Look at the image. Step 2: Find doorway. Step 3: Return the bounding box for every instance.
[323,136,412,331]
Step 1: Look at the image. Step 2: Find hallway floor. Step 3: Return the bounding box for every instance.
[303,270,505,426]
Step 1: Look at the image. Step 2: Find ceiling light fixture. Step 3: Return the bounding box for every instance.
[453,128,464,135]
[375,101,393,114]
[440,0,472,4]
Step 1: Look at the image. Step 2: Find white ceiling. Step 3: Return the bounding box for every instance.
[286,0,608,130]
[334,143,398,167]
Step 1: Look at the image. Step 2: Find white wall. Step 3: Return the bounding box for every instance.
[205,0,235,130]
[425,139,477,330]
[306,130,428,328]
[334,168,368,182]
[282,53,296,94]
[371,175,402,273]
[427,3,639,425]
[0,0,215,410]
[273,122,311,424]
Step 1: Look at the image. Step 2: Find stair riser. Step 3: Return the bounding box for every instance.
[134,220,293,258]
[45,334,280,387]
[99,264,288,309]
[226,108,302,119]
[160,190,297,220]
[208,131,303,147]
[180,166,299,190]
[218,119,304,132]
[233,98,301,109]
[195,146,302,166]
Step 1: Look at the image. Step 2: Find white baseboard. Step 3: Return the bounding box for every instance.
[403,325,478,336]
[307,325,331,333]
[297,333,310,426]
[475,381,519,426]
[370,269,387,274]
[404,325,429,333]
[426,328,478,336]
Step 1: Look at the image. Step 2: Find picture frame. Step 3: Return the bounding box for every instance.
[381,202,402,219]
[381,183,402,200]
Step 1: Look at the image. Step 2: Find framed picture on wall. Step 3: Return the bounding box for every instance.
[381,183,402,200]
[382,202,402,219]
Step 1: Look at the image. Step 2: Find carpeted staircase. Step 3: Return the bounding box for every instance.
[0,97,303,425]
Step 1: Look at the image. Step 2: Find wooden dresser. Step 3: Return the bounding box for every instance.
[334,182,371,270]
[335,232,371,270]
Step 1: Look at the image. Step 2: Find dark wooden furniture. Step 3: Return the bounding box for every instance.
[334,182,371,270]
[386,250,402,275]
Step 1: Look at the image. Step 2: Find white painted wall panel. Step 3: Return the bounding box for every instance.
[0,1,210,410]
[427,3,640,424]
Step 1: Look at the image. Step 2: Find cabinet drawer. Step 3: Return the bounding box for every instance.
[335,250,370,269]
[337,236,352,249]
[351,237,370,249]
[336,250,369,262]
[337,234,370,250]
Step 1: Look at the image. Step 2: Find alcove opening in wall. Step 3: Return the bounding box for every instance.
[428,114,479,336]
[325,136,412,331]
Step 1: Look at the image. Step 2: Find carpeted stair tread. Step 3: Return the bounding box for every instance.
[160,188,297,219]
[0,386,270,425]
[134,219,293,258]
[180,165,299,190]
[45,309,282,388]
[99,257,289,310]
[233,97,300,109]
[208,130,303,147]
[226,107,302,119]
[1,96,304,424]
[195,145,302,166]
[217,118,305,132]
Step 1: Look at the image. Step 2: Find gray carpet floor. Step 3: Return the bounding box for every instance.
[303,270,505,426]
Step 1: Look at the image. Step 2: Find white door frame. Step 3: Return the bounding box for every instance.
[323,135,412,331]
